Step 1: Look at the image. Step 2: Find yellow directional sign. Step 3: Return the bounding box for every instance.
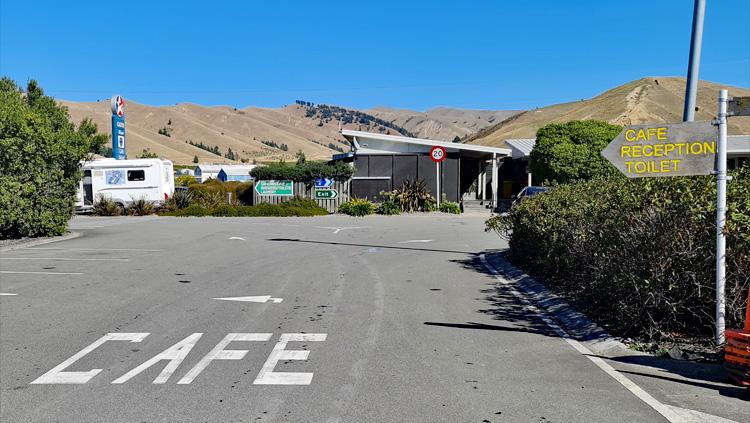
[602,121,717,178]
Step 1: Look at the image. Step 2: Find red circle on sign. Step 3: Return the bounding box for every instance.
[430,146,446,163]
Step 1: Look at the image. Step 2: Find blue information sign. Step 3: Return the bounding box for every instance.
[314,177,333,189]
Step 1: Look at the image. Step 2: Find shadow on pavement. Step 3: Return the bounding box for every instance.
[454,251,749,401]
[450,252,560,338]
[423,321,552,336]
[614,368,749,400]
[267,238,476,255]
[585,353,749,400]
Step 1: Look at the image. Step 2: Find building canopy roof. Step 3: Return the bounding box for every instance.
[219,165,255,176]
[505,139,536,159]
[341,129,511,159]
[728,135,750,157]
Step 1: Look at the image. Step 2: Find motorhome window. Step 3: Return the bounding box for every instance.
[127,170,146,181]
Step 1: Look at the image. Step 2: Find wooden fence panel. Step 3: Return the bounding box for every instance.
[251,180,351,213]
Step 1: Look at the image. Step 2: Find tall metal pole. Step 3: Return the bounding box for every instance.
[683,0,706,122]
[715,89,728,345]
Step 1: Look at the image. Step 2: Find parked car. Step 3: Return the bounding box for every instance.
[511,186,554,207]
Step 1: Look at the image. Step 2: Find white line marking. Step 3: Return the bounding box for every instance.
[0,293,18,296]
[112,333,203,384]
[315,226,367,234]
[0,271,84,275]
[212,296,283,303]
[398,239,433,243]
[228,237,246,241]
[479,254,685,423]
[31,333,149,384]
[26,247,162,252]
[254,333,327,385]
[177,333,272,384]
[1,257,129,262]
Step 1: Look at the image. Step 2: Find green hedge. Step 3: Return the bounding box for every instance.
[338,198,375,216]
[250,161,354,183]
[161,198,328,217]
[187,180,253,207]
[439,201,461,214]
[486,165,750,341]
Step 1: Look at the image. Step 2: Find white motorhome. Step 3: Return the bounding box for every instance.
[76,158,175,212]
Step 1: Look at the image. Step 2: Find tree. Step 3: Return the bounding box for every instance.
[529,120,622,184]
[0,78,106,238]
[138,148,159,158]
[193,155,199,163]
[295,149,306,164]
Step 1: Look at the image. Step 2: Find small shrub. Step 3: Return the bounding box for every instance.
[175,175,196,186]
[339,198,375,216]
[211,204,240,217]
[163,190,193,211]
[162,204,209,217]
[439,201,461,214]
[422,196,437,212]
[126,196,155,216]
[197,189,224,209]
[376,201,400,215]
[383,179,435,212]
[93,194,121,216]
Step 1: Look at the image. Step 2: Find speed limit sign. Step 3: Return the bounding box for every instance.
[430,146,446,163]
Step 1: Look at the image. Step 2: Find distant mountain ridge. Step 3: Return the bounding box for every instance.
[366,107,520,141]
[62,100,511,164]
[61,77,750,164]
[466,77,750,148]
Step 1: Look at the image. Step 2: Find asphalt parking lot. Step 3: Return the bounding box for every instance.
[0,215,746,422]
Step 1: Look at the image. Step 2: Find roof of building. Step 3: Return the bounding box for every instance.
[341,129,511,157]
[728,135,750,156]
[219,165,255,176]
[195,164,222,172]
[505,139,536,159]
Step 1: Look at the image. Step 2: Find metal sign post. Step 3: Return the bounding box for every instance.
[715,89,728,345]
[683,0,706,122]
[430,146,446,207]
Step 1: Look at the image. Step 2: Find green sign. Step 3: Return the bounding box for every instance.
[255,180,293,196]
[314,189,338,199]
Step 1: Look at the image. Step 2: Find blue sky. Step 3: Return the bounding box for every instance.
[1,0,748,111]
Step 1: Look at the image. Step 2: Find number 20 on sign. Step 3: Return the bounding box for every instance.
[430,146,446,163]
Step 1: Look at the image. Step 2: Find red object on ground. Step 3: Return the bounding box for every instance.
[724,287,750,388]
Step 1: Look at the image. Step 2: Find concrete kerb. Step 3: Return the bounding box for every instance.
[0,231,82,253]
[484,252,637,358]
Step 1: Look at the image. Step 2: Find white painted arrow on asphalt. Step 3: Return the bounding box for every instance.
[212,296,283,303]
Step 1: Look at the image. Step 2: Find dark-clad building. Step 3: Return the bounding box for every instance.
[338,130,511,208]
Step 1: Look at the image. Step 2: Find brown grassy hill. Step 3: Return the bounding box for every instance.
[366,107,520,141]
[62,101,416,165]
[466,77,750,148]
